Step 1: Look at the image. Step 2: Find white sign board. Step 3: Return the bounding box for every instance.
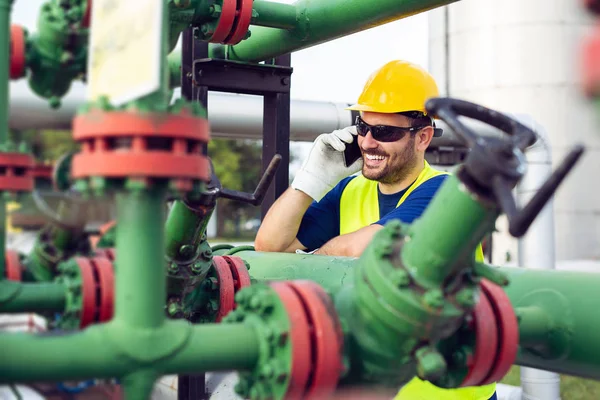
[87,0,163,106]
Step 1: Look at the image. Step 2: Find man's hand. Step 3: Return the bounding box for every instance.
[292,126,363,201]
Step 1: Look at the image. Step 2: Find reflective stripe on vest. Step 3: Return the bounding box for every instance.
[339,160,492,399]
[339,160,446,235]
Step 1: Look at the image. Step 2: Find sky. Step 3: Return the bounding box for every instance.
[10,0,431,173]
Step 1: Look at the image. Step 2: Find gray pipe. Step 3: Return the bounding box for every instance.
[514,114,561,400]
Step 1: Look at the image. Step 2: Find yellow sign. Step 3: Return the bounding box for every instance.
[87,0,163,106]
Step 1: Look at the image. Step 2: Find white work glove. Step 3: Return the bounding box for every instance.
[292,126,363,201]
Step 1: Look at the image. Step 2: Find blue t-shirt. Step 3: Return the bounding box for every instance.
[297,174,448,251]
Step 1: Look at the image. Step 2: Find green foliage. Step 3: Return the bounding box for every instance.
[9,129,79,162]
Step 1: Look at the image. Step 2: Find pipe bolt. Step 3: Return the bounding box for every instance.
[455,287,476,308]
[200,23,214,37]
[259,364,274,379]
[179,244,195,259]
[209,4,222,17]
[201,248,213,259]
[168,262,179,274]
[423,289,444,309]
[190,262,204,274]
[416,347,447,381]
[391,269,411,288]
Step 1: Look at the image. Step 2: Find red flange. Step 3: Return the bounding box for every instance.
[582,25,600,97]
[479,279,519,385]
[10,25,26,80]
[460,291,498,387]
[95,248,116,261]
[31,163,53,180]
[72,110,211,189]
[224,0,253,45]
[75,257,98,328]
[223,255,251,293]
[5,249,22,281]
[82,0,92,28]
[211,0,237,43]
[91,257,115,323]
[270,282,313,400]
[75,257,116,328]
[0,153,34,192]
[212,256,236,322]
[287,280,344,399]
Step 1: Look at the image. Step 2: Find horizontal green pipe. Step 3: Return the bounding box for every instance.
[251,1,297,29]
[0,280,66,314]
[235,250,356,295]
[501,267,600,379]
[225,0,460,62]
[161,323,260,374]
[0,321,259,383]
[0,325,126,382]
[402,173,498,288]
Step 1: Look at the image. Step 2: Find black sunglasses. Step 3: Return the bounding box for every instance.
[354,116,428,143]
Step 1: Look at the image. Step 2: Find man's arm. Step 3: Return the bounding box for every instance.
[314,224,383,257]
[254,187,312,253]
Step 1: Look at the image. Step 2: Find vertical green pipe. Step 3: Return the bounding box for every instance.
[402,174,498,288]
[0,0,13,279]
[0,280,66,313]
[115,189,166,328]
[165,200,213,262]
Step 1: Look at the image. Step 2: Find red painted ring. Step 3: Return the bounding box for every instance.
[10,25,26,80]
[270,282,312,400]
[224,255,251,293]
[92,257,115,323]
[224,0,253,45]
[460,291,498,387]
[213,256,236,322]
[76,257,98,328]
[5,250,22,281]
[287,280,344,398]
[479,279,519,385]
[211,0,237,43]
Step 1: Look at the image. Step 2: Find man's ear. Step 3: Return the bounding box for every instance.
[416,126,434,151]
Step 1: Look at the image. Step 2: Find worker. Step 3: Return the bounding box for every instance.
[255,60,496,400]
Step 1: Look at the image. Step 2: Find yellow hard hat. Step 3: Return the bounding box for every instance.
[347,60,439,114]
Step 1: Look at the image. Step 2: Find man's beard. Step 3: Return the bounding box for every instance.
[362,138,418,185]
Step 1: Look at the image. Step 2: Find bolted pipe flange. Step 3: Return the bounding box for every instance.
[10,25,27,80]
[71,106,210,196]
[5,250,23,281]
[201,0,254,45]
[54,257,115,330]
[0,152,34,193]
[223,281,343,400]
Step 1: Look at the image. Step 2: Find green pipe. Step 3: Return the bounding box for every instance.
[165,200,213,262]
[161,323,260,373]
[115,189,167,329]
[0,0,13,279]
[235,250,356,295]
[224,0,460,62]
[0,321,260,383]
[402,173,498,288]
[0,280,66,313]
[251,1,297,29]
[501,267,600,379]
[0,325,127,382]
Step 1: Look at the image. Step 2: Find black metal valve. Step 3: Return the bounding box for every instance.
[185,154,282,208]
[426,97,585,238]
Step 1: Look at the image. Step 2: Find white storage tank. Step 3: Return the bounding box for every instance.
[428,0,599,264]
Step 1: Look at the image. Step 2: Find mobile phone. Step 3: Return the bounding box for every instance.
[343,138,362,167]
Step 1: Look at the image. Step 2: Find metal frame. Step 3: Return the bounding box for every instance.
[178,28,293,400]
